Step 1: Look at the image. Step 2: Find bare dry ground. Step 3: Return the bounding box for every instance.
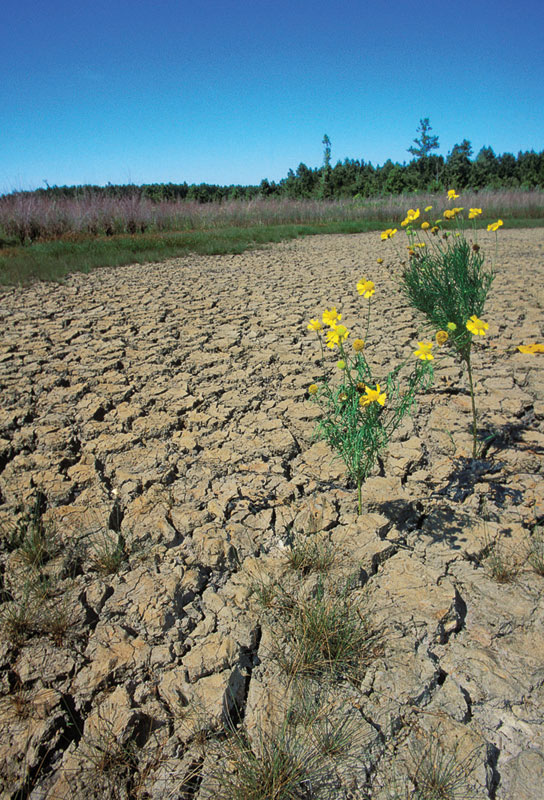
[0,228,543,798]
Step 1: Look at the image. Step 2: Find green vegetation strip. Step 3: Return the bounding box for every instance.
[0,221,382,285]
[0,217,542,286]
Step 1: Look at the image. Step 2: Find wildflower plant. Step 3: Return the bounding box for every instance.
[306,288,433,515]
[382,190,500,457]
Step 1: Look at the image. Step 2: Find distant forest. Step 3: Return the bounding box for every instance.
[9,135,544,204]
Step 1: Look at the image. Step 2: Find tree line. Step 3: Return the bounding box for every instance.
[11,124,544,203]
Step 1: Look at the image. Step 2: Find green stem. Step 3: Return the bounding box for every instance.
[357,477,362,516]
[318,333,327,381]
[364,297,372,345]
[465,353,479,458]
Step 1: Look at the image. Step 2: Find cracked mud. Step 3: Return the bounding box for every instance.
[0,229,543,798]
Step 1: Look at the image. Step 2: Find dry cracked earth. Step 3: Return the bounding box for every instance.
[0,229,543,799]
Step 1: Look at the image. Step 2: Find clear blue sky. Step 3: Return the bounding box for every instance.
[2,0,543,192]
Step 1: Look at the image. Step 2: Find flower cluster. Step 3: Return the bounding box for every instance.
[306,278,434,513]
[380,188,498,457]
[401,208,420,227]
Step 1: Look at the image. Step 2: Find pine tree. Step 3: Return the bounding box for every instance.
[408,118,440,159]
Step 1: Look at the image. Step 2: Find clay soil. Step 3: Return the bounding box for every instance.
[0,228,543,798]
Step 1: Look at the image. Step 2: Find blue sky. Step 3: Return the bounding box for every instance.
[2,0,543,192]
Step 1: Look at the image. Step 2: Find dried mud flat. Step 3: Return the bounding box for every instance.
[0,228,543,799]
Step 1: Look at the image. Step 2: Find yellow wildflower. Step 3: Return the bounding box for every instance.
[377,257,384,264]
[414,341,434,360]
[421,221,430,230]
[307,318,323,332]
[425,205,433,212]
[308,384,318,395]
[431,226,439,234]
[357,279,375,298]
[381,228,397,240]
[466,315,489,336]
[487,219,503,232]
[401,209,420,227]
[359,384,387,407]
[447,189,459,200]
[447,322,457,331]
[443,209,455,220]
[322,307,341,327]
[468,208,482,219]
[326,324,349,349]
[517,344,544,354]
[436,330,449,345]
[352,339,365,352]
[414,242,426,248]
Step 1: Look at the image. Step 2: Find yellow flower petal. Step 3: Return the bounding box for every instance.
[466,315,489,336]
[413,341,434,360]
[322,307,341,327]
[307,318,323,331]
[517,344,544,354]
[357,279,375,298]
[359,384,387,407]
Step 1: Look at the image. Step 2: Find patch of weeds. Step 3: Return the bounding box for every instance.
[250,577,281,609]
[62,709,170,800]
[287,685,369,762]
[0,494,59,568]
[211,719,326,800]
[378,727,480,799]
[74,728,142,800]
[40,590,78,646]
[278,579,380,681]
[0,567,77,647]
[483,532,519,583]
[310,707,363,760]
[476,497,519,583]
[0,589,39,647]
[528,526,544,576]
[4,674,34,719]
[408,728,480,799]
[249,564,295,614]
[284,534,336,576]
[89,530,128,575]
